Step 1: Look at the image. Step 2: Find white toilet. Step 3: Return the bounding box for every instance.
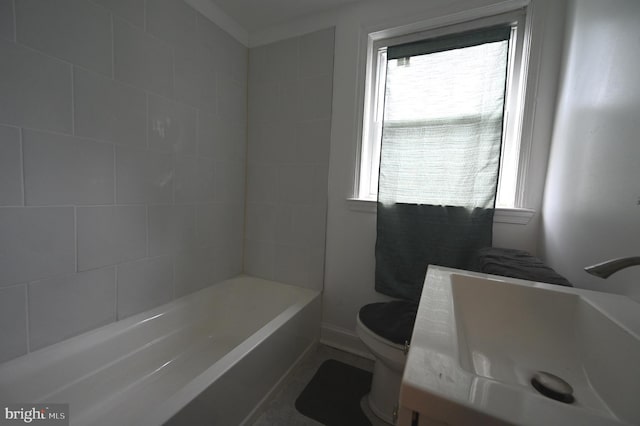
[356,301,418,425]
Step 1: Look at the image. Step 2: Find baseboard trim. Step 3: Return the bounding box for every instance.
[320,322,374,360]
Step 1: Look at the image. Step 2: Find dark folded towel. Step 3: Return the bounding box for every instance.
[472,247,572,287]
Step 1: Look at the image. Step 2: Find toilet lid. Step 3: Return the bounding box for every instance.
[358,301,418,345]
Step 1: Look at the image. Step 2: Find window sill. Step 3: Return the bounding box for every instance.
[346,198,535,225]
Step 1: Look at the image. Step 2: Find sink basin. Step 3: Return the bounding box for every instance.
[399,266,640,426]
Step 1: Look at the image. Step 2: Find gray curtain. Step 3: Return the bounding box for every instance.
[375,26,511,301]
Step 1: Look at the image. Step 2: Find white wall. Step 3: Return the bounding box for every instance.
[541,0,640,302]
[252,0,568,351]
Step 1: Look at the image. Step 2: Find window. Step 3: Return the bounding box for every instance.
[357,10,529,209]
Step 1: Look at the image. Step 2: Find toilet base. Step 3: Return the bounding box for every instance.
[366,358,402,425]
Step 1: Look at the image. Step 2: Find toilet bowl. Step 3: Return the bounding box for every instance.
[356,301,418,424]
[356,316,406,424]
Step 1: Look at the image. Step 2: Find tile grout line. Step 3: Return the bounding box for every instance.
[145,93,149,149]
[6,22,169,94]
[114,263,119,321]
[113,144,117,204]
[195,109,199,157]
[146,205,149,258]
[170,46,176,107]
[111,13,115,79]
[74,206,78,273]
[19,127,25,206]
[11,0,16,42]
[24,283,30,354]
[70,66,75,136]
[0,202,202,209]
[6,38,205,124]
[171,254,176,301]
[172,120,177,205]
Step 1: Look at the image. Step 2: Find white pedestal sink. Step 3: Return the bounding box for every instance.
[397,266,640,426]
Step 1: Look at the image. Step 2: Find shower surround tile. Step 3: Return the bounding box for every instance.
[29,267,116,350]
[23,129,115,206]
[115,146,174,204]
[244,28,334,292]
[0,285,28,363]
[214,161,245,205]
[92,0,145,28]
[148,94,197,155]
[114,17,173,97]
[173,42,218,113]
[0,0,247,361]
[299,29,335,78]
[0,0,15,40]
[174,248,216,297]
[174,156,216,204]
[74,67,147,146]
[16,0,112,76]
[0,38,72,133]
[0,207,75,287]
[198,111,247,161]
[77,205,147,271]
[299,75,333,121]
[145,0,197,47]
[117,256,174,319]
[148,205,197,257]
[0,125,23,206]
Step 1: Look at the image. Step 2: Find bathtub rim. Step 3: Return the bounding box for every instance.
[0,274,317,375]
[0,274,321,426]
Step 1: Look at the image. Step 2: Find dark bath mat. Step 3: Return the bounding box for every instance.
[295,359,372,426]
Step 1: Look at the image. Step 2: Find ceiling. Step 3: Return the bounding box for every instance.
[209,0,363,32]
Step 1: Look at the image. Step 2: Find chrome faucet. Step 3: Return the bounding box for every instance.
[584,256,640,278]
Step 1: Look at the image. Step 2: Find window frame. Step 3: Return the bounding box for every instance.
[355,9,531,211]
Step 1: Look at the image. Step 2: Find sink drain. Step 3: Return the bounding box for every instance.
[531,371,575,404]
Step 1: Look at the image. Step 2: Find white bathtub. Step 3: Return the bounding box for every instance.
[0,275,321,426]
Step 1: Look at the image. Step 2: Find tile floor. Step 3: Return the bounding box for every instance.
[250,344,388,426]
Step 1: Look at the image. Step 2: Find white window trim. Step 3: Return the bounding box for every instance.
[351,2,536,224]
[346,198,535,224]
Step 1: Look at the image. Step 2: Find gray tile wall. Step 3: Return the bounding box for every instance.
[0,0,247,363]
[245,29,335,291]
